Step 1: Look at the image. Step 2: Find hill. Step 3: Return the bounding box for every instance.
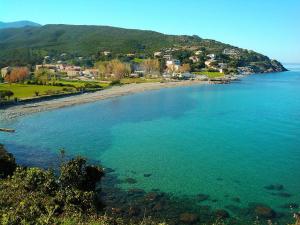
[0,24,286,73]
[0,20,41,30]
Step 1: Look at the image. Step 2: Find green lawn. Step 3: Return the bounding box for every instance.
[193,71,224,78]
[57,80,110,88]
[0,83,74,99]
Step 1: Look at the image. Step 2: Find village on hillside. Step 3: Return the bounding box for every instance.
[0,46,260,104]
[1,46,253,83]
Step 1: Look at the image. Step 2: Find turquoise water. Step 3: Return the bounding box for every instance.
[1,67,300,215]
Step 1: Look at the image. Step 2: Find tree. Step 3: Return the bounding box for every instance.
[142,59,160,76]
[0,144,17,178]
[179,64,191,73]
[110,59,131,80]
[4,67,29,83]
[96,60,131,80]
[34,68,54,84]
[0,90,14,100]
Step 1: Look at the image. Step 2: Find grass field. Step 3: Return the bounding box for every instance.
[193,71,224,78]
[0,78,162,100]
[57,80,110,88]
[0,83,73,99]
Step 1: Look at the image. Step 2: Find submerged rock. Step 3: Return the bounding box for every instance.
[280,203,299,209]
[277,192,292,198]
[124,178,137,184]
[145,192,161,202]
[215,209,230,219]
[231,197,241,203]
[196,194,209,202]
[128,206,141,216]
[264,184,284,191]
[104,167,115,173]
[179,213,199,224]
[152,202,163,211]
[271,192,292,198]
[127,188,145,196]
[254,205,276,219]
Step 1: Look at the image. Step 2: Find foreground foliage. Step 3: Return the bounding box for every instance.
[0,145,104,225]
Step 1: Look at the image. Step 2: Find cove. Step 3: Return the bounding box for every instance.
[1,68,300,222]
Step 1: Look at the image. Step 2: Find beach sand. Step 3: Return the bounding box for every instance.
[0,80,209,120]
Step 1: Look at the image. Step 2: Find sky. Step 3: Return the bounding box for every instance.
[1,0,300,63]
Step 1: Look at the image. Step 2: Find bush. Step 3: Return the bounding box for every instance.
[0,144,17,178]
[0,90,14,100]
[84,83,102,89]
[110,79,121,86]
[0,148,104,225]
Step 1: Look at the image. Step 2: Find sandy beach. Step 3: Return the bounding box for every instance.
[0,80,209,120]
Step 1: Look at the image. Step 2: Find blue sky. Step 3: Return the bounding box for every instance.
[1,0,299,63]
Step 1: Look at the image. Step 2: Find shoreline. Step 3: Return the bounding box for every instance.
[0,80,209,120]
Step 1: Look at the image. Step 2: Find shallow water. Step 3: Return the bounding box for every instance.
[1,67,300,222]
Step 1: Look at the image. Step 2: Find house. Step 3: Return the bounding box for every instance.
[205,59,216,67]
[218,63,228,69]
[189,56,199,63]
[134,70,145,76]
[207,54,216,59]
[67,70,81,77]
[126,53,135,57]
[103,51,111,56]
[63,66,82,78]
[1,67,12,78]
[166,59,181,73]
[163,55,172,60]
[223,48,240,56]
[129,73,140,78]
[166,59,180,66]
[180,72,195,79]
[83,69,99,78]
[194,50,202,55]
[237,66,254,75]
[35,64,59,72]
[154,52,162,57]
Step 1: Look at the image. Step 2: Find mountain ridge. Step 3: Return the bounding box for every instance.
[0,24,286,73]
[0,20,41,30]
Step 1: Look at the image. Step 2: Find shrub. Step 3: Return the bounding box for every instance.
[84,83,102,89]
[0,90,14,100]
[0,148,104,225]
[0,144,17,178]
[110,79,121,86]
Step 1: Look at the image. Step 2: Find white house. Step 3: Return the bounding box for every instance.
[189,56,199,63]
[154,52,162,57]
[1,67,12,78]
[166,59,180,66]
[205,59,216,67]
[163,54,172,60]
[194,50,202,55]
[103,51,111,56]
[207,54,216,59]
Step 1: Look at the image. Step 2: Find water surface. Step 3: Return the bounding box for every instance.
[1,69,300,219]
